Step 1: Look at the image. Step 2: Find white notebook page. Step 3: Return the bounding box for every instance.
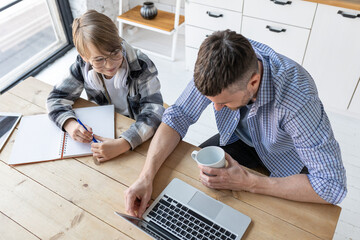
[63,105,115,157]
[8,114,63,164]
[8,105,115,165]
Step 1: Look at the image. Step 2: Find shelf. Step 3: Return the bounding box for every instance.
[122,27,185,58]
[118,5,185,33]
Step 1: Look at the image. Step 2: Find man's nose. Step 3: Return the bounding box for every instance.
[214,103,224,111]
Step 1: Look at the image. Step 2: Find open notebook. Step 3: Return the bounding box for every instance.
[8,105,114,165]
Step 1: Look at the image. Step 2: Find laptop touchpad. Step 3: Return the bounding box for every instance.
[188,191,223,219]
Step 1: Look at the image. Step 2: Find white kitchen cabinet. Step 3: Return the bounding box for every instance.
[241,0,316,65]
[185,0,243,70]
[185,46,199,72]
[303,4,360,113]
[348,79,360,115]
[184,0,360,117]
[241,16,310,64]
[187,0,243,12]
[243,0,317,28]
[185,2,242,32]
[185,25,214,49]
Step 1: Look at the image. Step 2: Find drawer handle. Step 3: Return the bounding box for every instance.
[270,0,292,5]
[266,25,286,33]
[206,11,223,18]
[337,10,360,19]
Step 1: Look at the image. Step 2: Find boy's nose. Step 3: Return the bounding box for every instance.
[105,59,113,68]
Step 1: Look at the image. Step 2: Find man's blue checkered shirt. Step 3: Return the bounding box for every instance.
[163,39,347,204]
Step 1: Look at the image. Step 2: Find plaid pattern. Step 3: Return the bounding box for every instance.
[163,39,346,204]
[47,41,165,150]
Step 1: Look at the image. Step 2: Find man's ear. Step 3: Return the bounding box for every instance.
[247,72,261,92]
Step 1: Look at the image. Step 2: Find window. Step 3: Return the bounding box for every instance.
[0,0,73,93]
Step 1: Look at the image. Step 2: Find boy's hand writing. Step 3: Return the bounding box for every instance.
[91,135,131,163]
[63,118,93,143]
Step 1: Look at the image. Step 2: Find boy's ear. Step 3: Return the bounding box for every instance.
[80,55,89,63]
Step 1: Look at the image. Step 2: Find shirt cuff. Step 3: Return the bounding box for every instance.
[307,174,347,204]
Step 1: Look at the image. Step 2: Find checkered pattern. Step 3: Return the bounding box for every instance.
[47,41,164,150]
[162,39,347,204]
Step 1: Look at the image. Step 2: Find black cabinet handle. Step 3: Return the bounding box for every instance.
[270,0,292,5]
[206,11,223,18]
[266,25,286,33]
[337,10,360,19]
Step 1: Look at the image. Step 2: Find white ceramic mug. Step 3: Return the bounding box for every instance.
[191,146,226,169]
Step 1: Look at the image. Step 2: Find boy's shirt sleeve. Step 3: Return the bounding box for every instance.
[120,74,165,149]
[46,56,85,130]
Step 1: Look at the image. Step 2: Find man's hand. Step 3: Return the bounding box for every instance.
[199,153,329,203]
[198,153,256,192]
[91,135,131,163]
[124,176,153,218]
[64,118,93,143]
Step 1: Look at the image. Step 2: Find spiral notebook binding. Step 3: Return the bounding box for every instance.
[59,134,64,157]
[63,133,69,155]
[58,133,69,159]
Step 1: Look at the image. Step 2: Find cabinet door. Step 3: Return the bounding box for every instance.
[185,25,213,49]
[185,2,242,32]
[187,0,243,12]
[348,79,360,116]
[243,0,316,28]
[241,16,310,64]
[303,4,360,112]
[185,47,199,71]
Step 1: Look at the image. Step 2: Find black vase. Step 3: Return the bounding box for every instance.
[140,2,158,20]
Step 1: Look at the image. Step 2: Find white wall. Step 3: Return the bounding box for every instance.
[68,0,184,23]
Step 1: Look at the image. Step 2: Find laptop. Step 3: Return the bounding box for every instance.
[116,178,251,240]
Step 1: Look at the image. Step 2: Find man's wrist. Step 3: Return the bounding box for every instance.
[139,171,155,184]
[246,174,267,193]
[139,158,159,183]
[248,174,277,195]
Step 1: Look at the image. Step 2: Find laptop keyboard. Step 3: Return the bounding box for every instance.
[147,195,237,240]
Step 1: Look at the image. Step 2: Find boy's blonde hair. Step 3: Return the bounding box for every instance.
[72,10,122,58]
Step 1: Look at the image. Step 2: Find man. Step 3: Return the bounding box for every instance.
[124,30,347,218]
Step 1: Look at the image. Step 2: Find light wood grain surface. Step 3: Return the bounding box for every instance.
[0,77,341,239]
[304,0,360,11]
[118,5,185,32]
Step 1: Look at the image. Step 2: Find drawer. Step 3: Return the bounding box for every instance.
[185,47,199,71]
[241,16,310,64]
[243,0,317,29]
[185,25,214,49]
[185,2,242,32]
[186,0,243,12]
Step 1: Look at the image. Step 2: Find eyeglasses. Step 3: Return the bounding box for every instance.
[91,49,123,68]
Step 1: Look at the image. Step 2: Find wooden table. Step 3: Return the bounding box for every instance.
[0,77,341,239]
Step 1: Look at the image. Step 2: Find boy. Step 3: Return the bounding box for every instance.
[47,10,164,163]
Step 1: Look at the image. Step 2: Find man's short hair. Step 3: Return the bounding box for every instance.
[194,30,258,96]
